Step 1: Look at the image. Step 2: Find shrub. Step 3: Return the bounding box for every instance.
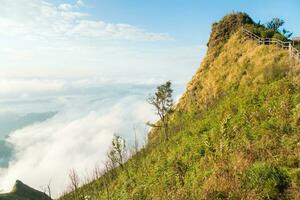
[242,162,289,199]
[272,33,287,42]
[261,29,275,38]
[246,26,263,37]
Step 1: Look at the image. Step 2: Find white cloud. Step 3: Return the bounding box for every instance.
[0,0,172,41]
[0,0,204,81]
[0,94,156,197]
[0,77,162,98]
[58,4,73,11]
[0,79,66,96]
[76,0,84,7]
[67,20,172,41]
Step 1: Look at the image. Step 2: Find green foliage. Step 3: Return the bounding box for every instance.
[266,18,285,31]
[147,81,174,141]
[272,33,288,41]
[261,29,275,38]
[282,29,293,39]
[245,17,291,41]
[242,163,289,199]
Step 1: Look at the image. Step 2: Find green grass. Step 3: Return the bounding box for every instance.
[60,13,300,200]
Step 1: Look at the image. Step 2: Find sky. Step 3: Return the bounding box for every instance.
[1,0,299,80]
[0,0,300,197]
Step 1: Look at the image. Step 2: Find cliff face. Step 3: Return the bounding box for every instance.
[60,13,300,200]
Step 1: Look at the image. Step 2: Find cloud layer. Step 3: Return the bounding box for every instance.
[0,83,157,197]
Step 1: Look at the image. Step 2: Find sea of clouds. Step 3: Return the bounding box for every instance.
[0,77,184,197]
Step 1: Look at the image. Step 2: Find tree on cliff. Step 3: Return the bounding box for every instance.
[147,81,174,141]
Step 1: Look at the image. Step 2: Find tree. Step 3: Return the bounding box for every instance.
[107,135,127,169]
[266,18,285,32]
[282,28,293,38]
[46,180,52,199]
[147,81,174,141]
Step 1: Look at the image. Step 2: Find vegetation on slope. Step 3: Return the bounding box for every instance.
[0,180,52,200]
[60,13,300,200]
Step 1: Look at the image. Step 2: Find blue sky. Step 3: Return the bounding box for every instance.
[0,0,299,80]
[76,0,300,44]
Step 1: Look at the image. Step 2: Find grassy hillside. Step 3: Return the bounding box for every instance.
[60,13,300,200]
[0,180,51,200]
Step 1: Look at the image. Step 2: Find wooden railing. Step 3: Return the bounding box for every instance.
[242,27,300,61]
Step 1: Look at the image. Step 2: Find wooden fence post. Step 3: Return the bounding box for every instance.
[289,43,292,57]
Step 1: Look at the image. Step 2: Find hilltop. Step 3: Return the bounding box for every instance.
[0,180,52,200]
[59,13,300,199]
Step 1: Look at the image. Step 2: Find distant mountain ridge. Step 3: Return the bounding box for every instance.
[0,180,51,200]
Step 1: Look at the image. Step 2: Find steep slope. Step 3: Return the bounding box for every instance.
[60,13,300,200]
[0,180,52,200]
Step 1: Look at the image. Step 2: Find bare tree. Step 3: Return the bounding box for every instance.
[40,180,52,199]
[69,169,81,199]
[147,81,174,141]
[92,165,102,180]
[47,180,52,199]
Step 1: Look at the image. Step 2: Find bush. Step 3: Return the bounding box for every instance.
[246,26,263,37]
[261,29,275,38]
[272,33,287,42]
[242,162,289,199]
[245,24,288,42]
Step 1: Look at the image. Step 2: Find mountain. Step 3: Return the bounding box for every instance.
[0,180,52,200]
[59,13,300,199]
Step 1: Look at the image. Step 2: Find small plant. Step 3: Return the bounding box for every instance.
[173,160,188,186]
[242,162,289,199]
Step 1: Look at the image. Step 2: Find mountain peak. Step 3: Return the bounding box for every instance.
[207,12,254,56]
[0,180,52,200]
[12,180,30,193]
